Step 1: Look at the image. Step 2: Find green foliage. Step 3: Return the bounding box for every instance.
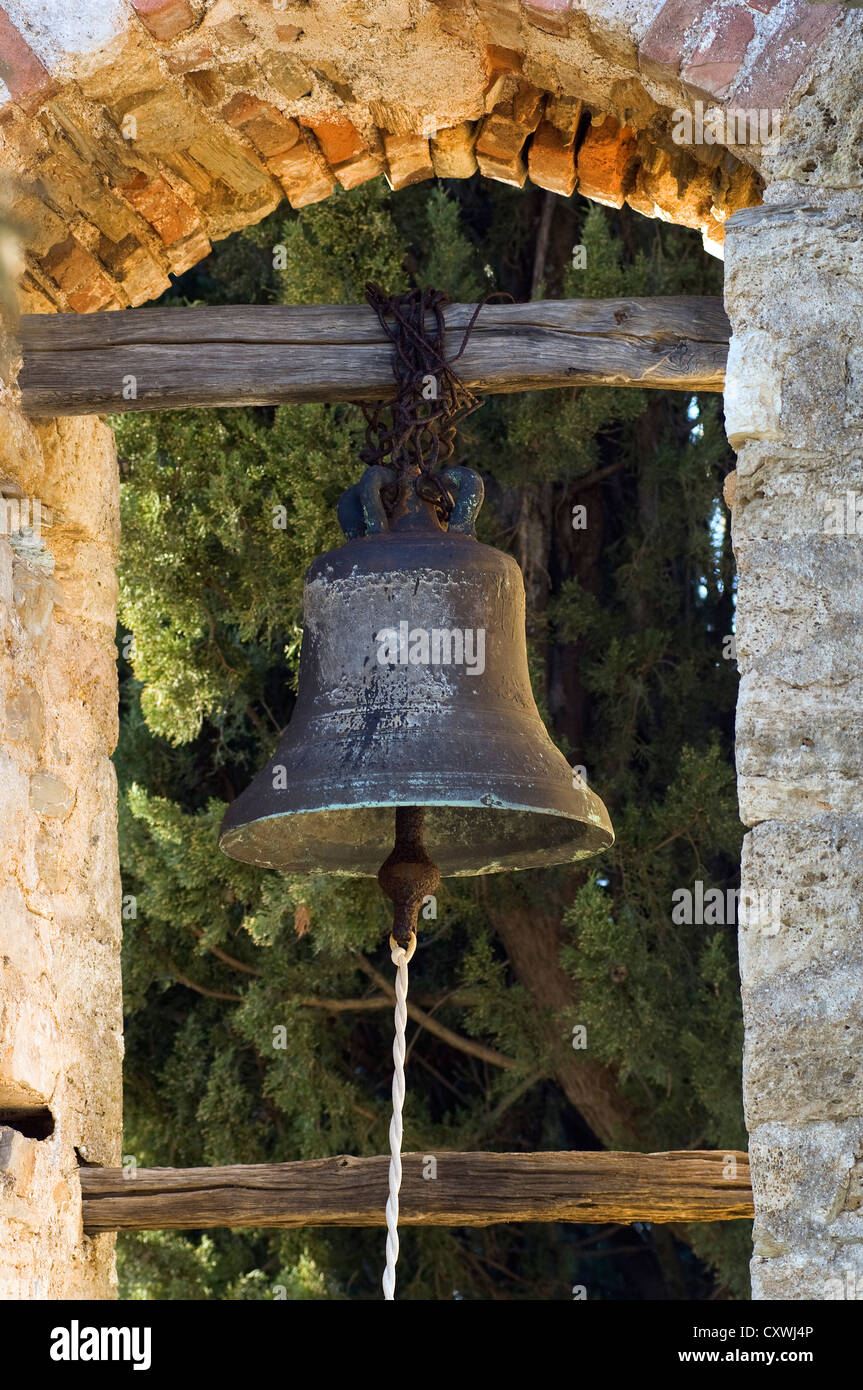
[271,180,409,305]
[116,179,743,1300]
[118,1232,332,1301]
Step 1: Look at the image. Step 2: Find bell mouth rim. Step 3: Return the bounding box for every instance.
[219,794,614,878]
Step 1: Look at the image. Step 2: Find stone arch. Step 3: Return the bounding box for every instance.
[4,0,838,308]
[1,0,861,1306]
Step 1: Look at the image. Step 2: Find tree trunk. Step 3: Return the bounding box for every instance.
[481,881,641,1148]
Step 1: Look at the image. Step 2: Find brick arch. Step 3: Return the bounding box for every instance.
[0,0,841,313]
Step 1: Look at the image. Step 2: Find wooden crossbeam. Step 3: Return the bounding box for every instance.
[80,1149,752,1233]
[18,297,730,417]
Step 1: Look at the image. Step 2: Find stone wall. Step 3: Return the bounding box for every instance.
[726,172,863,1293]
[0,305,121,1297]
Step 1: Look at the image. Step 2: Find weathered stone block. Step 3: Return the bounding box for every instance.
[723,329,782,449]
[184,69,228,107]
[384,132,434,191]
[330,151,381,190]
[743,952,863,1126]
[431,123,478,180]
[740,818,863,985]
[186,135,272,195]
[29,771,75,819]
[165,41,217,75]
[268,133,335,207]
[748,1119,863,1295]
[260,52,314,102]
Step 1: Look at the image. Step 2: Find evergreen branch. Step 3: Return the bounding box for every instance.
[352,952,516,1071]
[170,970,244,1002]
[296,990,482,1013]
[410,1050,472,1106]
[296,994,395,1012]
[648,818,701,854]
[571,459,627,490]
[207,943,261,975]
[191,930,262,977]
[469,1067,548,1141]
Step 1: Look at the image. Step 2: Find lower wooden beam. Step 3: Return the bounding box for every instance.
[80,1149,752,1233]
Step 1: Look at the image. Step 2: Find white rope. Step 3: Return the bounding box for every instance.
[382,930,416,1301]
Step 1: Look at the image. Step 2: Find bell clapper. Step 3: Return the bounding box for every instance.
[377,805,441,949]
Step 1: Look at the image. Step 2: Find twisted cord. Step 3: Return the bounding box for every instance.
[382,930,416,1301]
[360,283,511,517]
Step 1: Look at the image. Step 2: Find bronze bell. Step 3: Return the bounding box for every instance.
[219,463,614,916]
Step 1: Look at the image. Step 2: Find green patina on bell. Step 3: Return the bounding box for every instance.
[219,462,614,887]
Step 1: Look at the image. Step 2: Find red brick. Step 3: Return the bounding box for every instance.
[40,236,116,311]
[528,120,576,196]
[639,0,705,77]
[222,92,268,126]
[332,152,382,191]
[42,236,96,287]
[131,0,196,42]
[268,134,335,208]
[0,5,56,113]
[485,44,523,75]
[120,173,200,246]
[575,115,638,209]
[521,0,574,38]
[246,114,300,159]
[224,93,301,158]
[166,42,216,74]
[209,17,252,45]
[733,0,841,107]
[302,117,367,167]
[681,6,756,99]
